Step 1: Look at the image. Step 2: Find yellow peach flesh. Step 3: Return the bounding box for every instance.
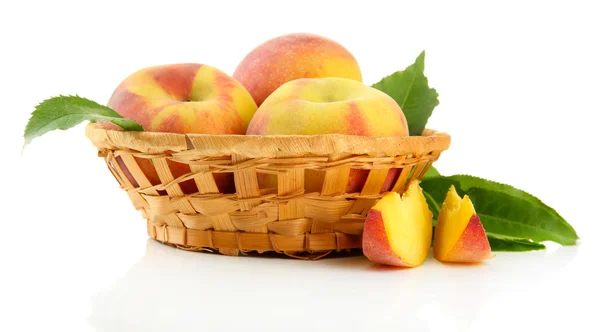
[374,181,433,266]
[433,186,477,261]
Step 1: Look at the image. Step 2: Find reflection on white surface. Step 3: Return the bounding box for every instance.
[88,239,579,332]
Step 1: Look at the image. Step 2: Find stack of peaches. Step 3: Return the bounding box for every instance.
[107,33,408,138]
[106,33,493,267]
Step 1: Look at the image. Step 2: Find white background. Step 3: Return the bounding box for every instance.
[1,1,599,331]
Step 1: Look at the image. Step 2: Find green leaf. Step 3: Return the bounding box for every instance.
[422,165,441,179]
[487,235,546,252]
[429,225,545,251]
[423,190,441,220]
[421,175,579,246]
[422,166,442,221]
[371,51,439,136]
[24,95,143,147]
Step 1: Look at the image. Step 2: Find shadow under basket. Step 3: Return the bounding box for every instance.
[86,123,451,260]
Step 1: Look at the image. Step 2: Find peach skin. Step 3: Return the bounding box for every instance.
[247,77,409,194]
[362,180,433,267]
[107,63,257,134]
[233,33,362,106]
[105,63,254,194]
[433,185,494,263]
[115,156,234,195]
[246,77,408,137]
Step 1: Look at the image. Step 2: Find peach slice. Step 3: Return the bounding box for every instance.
[362,180,433,267]
[433,186,494,263]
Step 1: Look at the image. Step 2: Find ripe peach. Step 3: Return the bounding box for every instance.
[106,63,253,193]
[246,77,408,193]
[346,169,370,193]
[346,168,401,194]
[362,181,433,267]
[233,33,362,106]
[381,168,402,193]
[433,186,494,263]
[107,63,257,134]
[115,156,234,195]
[247,77,408,136]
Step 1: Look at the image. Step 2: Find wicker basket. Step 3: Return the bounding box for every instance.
[86,123,451,259]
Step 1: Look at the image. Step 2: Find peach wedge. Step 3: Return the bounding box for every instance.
[362,181,433,267]
[433,186,494,263]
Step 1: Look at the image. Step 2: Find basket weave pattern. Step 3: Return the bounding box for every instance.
[86,124,451,259]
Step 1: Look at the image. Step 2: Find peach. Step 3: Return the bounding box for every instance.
[346,168,401,194]
[246,77,408,194]
[233,33,363,106]
[246,77,408,136]
[115,156,234,195]
[115,155,154,189]
[346,169,370,193]
[107,63,257,134]
[362,181,433,267]
[106,63,253,194]
[381,168,402,193]
[433,186,494,263]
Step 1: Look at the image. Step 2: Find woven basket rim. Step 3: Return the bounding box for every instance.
[85,123,451,158]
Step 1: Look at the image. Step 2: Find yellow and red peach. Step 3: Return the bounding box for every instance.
[246,77,408,137]
[107,63,257,134]
[115,156,234,194]
[233,33,363,106]
[346,169,370,193]
[362,181,433,267]
[346,168,402,194]
[106,63,253,193]
[433,186,494,263]
[247,77,408,194]
[381,168,402,193]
